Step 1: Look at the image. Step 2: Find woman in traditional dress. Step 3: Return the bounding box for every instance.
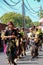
[2,21,17,65]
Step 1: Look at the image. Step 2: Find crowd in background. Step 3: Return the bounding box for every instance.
[0,21,43,65]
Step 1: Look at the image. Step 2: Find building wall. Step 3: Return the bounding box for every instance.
[0,23,7,31]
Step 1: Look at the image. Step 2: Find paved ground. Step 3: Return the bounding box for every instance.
[0,45,43,65]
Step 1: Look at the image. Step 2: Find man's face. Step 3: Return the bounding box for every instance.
[8,24,13,29]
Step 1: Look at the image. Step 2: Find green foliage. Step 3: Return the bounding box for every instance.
[33,21,40,26]
[39,10,43,18]
[38,10,43,19]
[0,12,33,28]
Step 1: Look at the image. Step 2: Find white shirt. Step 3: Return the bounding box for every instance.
[27,32,32,38]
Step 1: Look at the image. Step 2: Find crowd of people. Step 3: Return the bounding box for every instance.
[0,21,43,65]
[27,26,43,58]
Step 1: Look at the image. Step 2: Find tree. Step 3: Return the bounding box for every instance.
[33,21,40,26]
[0,12,33,28]
[39,10,43,18]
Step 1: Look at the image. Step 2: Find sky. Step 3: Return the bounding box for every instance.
[0,0,43,22]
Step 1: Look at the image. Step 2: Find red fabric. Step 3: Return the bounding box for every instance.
[3,44,7,54]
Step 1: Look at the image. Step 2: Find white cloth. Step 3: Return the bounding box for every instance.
[27,33,32,38]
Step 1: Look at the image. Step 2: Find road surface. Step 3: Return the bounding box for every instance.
[0,45,43,65]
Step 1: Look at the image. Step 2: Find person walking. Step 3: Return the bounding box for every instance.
[2,21,17,65]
